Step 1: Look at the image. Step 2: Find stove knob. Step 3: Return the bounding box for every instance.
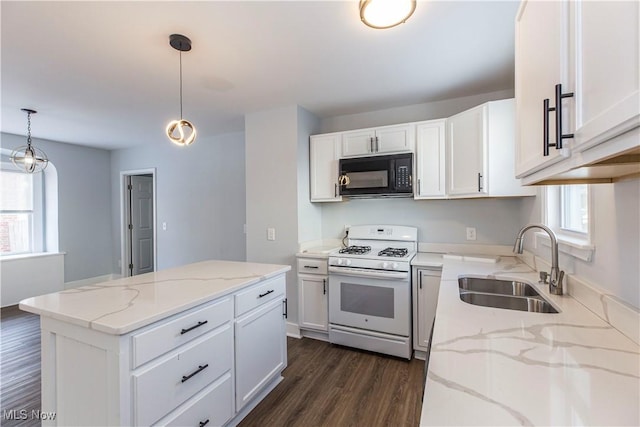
[392,262,399,270]
[337,258,344,266]
[345,259,352,266]
[382,262,390,269]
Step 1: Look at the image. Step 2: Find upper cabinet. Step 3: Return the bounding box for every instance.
[414,119,446,199]
[515,0,639,185]
[310,133,342,202]
[341,124,415,157]
[445,99,536,198]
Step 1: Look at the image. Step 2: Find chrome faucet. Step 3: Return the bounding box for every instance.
[513,224,564,295]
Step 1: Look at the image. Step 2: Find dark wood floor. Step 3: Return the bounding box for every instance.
[239,337,424,427]
[0,307,424,427]
[1,305,42,427]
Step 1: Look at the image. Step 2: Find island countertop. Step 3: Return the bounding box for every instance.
[420,256,640,426]
[19,260,291,335]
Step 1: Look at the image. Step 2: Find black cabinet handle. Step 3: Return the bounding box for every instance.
[334,183,337,198]
[323,279,326,295]
[283,298,288,319]
[258,289,274,298]
[554,83,574,149]
[199,420,210,427]
[543,84,574,156]
[304,265,319,269]
[477,173,483,192]
[181,364,209,383]
[180,320,208,335]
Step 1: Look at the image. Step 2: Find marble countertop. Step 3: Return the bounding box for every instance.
[19,260,290,335]
[411,252,444,268]
[420,257,640,426]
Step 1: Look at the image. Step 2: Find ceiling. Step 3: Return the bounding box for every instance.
[1,1,520,150]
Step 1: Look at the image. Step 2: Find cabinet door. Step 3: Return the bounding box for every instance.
[375,124,415,154]
[298,275,328,331]
[415,120,446,199]
[235,297,286,412]
[571,1,640,152]
[341,129,376,157]
[515,0,567,177]
[446,105,487,196]
[413,269,441,352]
[310,134,341,202]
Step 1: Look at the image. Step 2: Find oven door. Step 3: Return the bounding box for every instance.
[328,273,410,336]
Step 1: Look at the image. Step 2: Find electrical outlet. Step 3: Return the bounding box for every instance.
[267,227,276,241]
[466,227,477,241]
[344,224,350,233]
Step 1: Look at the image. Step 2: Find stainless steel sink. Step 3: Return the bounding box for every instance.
[458,277,559,314]
[458,277,541,297]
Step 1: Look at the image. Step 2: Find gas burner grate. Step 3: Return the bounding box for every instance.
[339,245,372,255]
[378,247,409,257]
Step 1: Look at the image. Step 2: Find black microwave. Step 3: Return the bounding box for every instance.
[338,153,413,197]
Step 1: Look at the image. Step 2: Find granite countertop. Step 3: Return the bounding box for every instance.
[19,260,290,336]
[421,257,640,426]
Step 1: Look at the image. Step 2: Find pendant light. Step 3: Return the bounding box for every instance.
[360,0,416,29]
[11,109,48,174]
[166,34,197,146]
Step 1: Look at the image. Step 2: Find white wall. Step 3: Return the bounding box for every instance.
[245,106,322,324]
[1,133,113,283]
[521,181,640,310]
[110,132,246,272]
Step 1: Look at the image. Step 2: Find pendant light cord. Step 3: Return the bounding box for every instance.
[179,50,183,120]
[26,111,32,146]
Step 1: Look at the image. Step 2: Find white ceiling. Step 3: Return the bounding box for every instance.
[1,1,520,150]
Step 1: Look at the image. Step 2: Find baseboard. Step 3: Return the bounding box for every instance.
[301,329,329,342]
[286,321,301,338]
[64,274,121,290]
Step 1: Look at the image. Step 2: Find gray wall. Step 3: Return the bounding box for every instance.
[1,132,112,282]
[521,182,640,310]
[297,107,323,243]
[110,131,246,272]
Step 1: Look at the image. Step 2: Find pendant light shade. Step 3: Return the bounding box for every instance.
[360,0,416,29]
[166,34,196,146]
[11,109,48,174]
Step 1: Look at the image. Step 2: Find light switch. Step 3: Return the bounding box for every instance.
[267,227,276,241]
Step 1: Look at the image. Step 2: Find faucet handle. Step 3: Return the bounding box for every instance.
[539,271,549,284]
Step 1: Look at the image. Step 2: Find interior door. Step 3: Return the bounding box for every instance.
[129,175,154,275]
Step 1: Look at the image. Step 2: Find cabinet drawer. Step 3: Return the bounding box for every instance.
[297,258,328,275]
[156,372,233,427]
[133,325,233,426]
[235,275,285,317]
[131,297,232,368]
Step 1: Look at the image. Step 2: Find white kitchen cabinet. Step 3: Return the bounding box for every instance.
[446,99,535,198]
[297,257,329,332]
[235,296,287,411]
[446,104,487,197]
[414,119,446,199]
[515,0,640,184]
[341,124,415,157]
[310,133,342,202]
[412,267,442,356]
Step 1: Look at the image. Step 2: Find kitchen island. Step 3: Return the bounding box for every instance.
[20,259,291,427]
[420,256,640,426]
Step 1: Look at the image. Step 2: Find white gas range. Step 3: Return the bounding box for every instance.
[327,225,417,359]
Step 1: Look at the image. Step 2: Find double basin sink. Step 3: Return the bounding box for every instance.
[458,277,559,313]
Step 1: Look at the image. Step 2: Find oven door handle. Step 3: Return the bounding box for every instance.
[328,266,408,280]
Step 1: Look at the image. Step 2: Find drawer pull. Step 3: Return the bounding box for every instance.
[303,265,319,269]
[180,320,208,335]
[199,419,210,427]
[181,364,209,383]
[258,289,274,298]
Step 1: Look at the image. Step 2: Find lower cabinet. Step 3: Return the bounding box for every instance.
[36,273,288,427]
[298,274,328,331]
[412,267,442,355]
[235,297,287,412]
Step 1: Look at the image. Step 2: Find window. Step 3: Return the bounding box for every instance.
[0,166,43,255]
[544,184,593,261]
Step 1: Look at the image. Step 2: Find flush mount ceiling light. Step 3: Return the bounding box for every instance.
[166,34,197,146]
[360,0,416,29]
[11,109,48,174]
